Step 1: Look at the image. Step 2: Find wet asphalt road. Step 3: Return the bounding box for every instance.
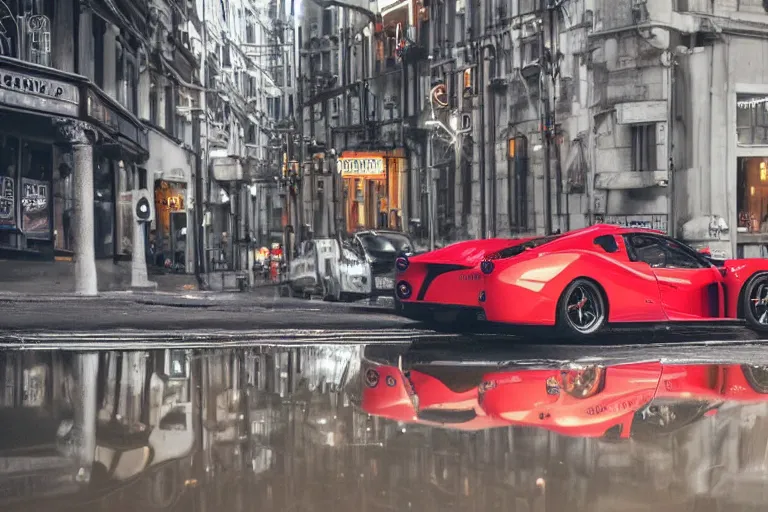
[0,292,409,333]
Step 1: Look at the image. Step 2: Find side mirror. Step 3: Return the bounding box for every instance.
[698,247,712,257]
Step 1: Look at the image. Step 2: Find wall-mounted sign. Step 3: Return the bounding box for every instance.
[338,155,386,178]
[87,89,148,152]
[737,95,768,109]
[21,178,50,239]
[0,69,79,117]
[0,175,15,228]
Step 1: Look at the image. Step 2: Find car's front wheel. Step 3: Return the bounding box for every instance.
[556,278,607,336]
[744,272,768,332]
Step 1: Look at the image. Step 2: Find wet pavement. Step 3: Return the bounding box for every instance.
[2,338,768,511]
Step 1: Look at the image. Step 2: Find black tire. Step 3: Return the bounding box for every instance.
[741,364,768,393]
[322,277,340,302]
[743,272,768,332]
[555,278,607,336]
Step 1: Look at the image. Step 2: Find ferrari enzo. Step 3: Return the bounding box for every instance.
[361,362,510,431]
[479,224,768,336]
[393,237,539,324]
[478,363,724,439]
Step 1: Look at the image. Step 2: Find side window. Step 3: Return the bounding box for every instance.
[658,238,705,269]
[594,235,618,253]
[625,235,705,269]
[626,235,667,267]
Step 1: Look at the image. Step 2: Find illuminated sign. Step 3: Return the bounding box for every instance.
[338,156,385,177]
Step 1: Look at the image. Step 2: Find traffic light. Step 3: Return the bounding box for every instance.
[133,189,154,223]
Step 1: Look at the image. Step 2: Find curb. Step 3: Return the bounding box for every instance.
[0,328,438,348]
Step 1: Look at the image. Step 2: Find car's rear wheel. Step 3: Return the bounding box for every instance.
[556,278,607,336]
[743,272,768,332]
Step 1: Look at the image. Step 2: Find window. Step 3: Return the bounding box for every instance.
[594,235,618,253]
[115,43,124,104]
[737,156,768,232]
[631,124,657,172]
[737,94,768,145]
[124,58,137,114]
[624,234,706,269]
[165,84,176,137]
[149,75,159,125]
[495,235,562,259]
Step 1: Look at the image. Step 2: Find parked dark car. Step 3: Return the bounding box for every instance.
[349,230,416,297]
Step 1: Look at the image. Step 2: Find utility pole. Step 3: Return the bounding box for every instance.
[200,0,210,275]
[296,27,305,246]
[538,15,553,236]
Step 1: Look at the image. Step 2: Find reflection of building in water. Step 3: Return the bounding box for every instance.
[10,348,768,512]
[0,352,84,508]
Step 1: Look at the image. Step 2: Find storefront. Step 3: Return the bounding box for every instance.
[146,128,195,273]
[0,59,80,258]
[84,88,149,261]
[0,55,151,264]
[339,150,405,233]
[733,90,768,258]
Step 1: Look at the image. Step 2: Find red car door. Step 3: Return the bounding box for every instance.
[624,234,724,321]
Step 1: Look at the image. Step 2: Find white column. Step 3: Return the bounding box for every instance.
[74,353,99,483]
[56,119,98,296]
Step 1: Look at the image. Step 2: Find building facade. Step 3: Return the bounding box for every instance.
[291,0,768,255]
[0,0,280,291]
[0,0,150,267]
[198,0,282,284]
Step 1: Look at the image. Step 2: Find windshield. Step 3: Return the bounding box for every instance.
[495,235,562,259]
[358,233,414,253]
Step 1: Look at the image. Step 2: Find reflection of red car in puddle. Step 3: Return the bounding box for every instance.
[478,362,726,439]
[718,364,768,400]
[361,363,510,431]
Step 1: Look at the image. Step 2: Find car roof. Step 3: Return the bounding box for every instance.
[564,224,666,237]
[355,230,411,237]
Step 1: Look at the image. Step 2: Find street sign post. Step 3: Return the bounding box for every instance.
[131,189,157,290]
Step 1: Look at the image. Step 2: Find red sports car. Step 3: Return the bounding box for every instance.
[479,224,768,336]
[361,363,510,431]
[393,237,537,324]
[478,363,724,439]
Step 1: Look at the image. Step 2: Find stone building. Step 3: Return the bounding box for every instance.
[301,0,768,254]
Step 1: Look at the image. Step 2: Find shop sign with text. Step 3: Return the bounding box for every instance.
[338,154,385,178]
[0,69,79,117]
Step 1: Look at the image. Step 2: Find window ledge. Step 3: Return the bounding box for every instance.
[594,170,669,190]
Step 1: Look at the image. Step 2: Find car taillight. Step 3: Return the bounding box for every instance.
[395,256,409,272]
[561,366,605,399]
[396,281,412,299]
[480,260,495,275]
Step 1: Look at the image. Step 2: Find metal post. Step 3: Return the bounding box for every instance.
[667,58,676,237]
[539,18,553,235]
[477,45,487,239]
[201,0,210,274]
[427,132,435,250]
[296,27,305,244]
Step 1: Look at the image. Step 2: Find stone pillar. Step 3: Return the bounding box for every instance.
[74,352,99,483]
[52,0,75,72]
[77,9,94,80]
[55,119,98,295]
